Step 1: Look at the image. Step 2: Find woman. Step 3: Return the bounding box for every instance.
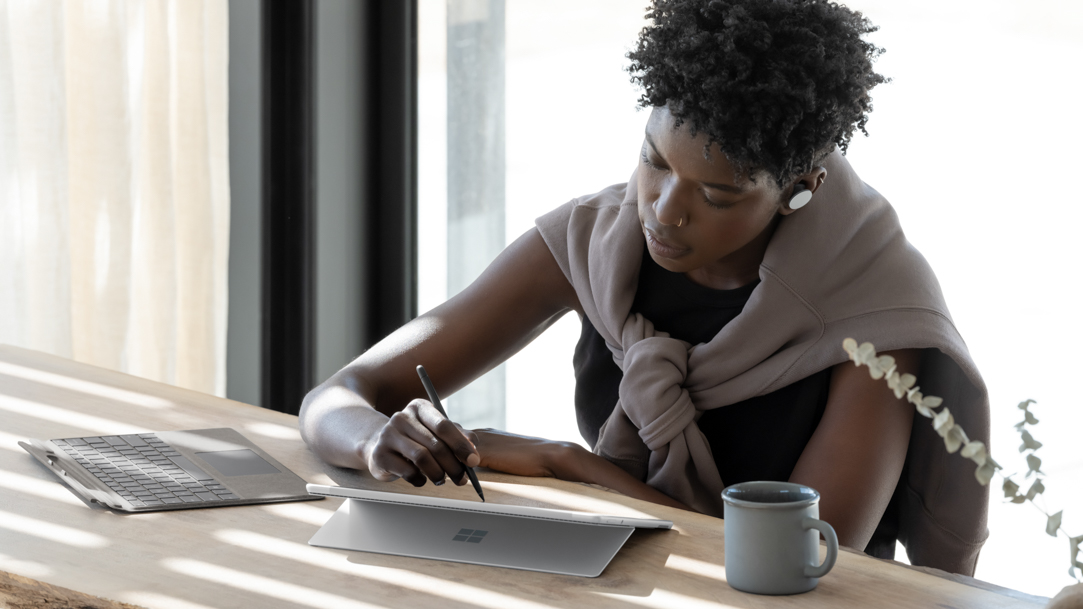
[300,0,990,575]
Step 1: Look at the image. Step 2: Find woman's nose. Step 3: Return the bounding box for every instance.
[653,180,685,227]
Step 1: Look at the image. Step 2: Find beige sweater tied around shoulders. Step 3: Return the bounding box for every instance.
[535,150,991,575]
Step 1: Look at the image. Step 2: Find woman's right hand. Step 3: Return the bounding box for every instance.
[365,398,481,488]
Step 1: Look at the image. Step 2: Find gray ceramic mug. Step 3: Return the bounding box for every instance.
[721,481,838,595]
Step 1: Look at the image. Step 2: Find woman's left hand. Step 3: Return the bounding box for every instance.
[471,429,692,512]
[471,428,579,478]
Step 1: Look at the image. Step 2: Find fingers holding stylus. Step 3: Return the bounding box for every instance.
[386,408,453,486]
[413,400,481,467]
[368,431,427,487]
[391,401,467,485]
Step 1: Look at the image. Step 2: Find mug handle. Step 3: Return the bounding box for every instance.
[802,517,839,578]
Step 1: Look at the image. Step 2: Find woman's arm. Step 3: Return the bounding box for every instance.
[299,226,579,484]
[472,429,691,511]
[788,349,919,550]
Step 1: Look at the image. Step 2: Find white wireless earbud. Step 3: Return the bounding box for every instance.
[787,184,813,210]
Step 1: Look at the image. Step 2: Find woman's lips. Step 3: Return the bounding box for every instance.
[645,229,689,259]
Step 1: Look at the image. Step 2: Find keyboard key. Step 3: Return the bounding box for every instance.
[103,436,127,446]
[142,499,164,506]
[211,489,233,496]
[179,495,202,503]
[128,500,145,507]
[219,494,240,500]
[67,438,88,446]
[161,497,183,504]
[120,435,147,447]
[195,492,218,501]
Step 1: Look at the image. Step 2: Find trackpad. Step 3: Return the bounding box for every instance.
[196,449,281,476]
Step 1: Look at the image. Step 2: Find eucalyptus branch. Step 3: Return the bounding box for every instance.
[842,338,1083,582]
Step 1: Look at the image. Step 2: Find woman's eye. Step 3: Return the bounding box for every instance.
[703,193,733,210]
[640,149,665,170]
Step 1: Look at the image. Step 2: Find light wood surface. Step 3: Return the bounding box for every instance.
[0,344,1047,609]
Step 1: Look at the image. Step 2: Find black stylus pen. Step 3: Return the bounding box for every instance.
[416,365,485,502]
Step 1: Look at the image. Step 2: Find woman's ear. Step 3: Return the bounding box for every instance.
[779,167,828,215]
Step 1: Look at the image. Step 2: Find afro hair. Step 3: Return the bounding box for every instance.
[628,0,888,187]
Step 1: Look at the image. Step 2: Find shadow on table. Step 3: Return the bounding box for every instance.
[342,528,755,609]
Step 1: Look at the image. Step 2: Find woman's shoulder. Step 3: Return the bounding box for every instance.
[535,174,644,293]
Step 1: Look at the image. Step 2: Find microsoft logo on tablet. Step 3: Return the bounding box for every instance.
[452,528,488,543]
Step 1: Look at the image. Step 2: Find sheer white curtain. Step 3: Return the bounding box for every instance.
[0,0,229,396]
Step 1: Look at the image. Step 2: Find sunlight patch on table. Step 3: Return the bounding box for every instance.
[261,501,337,527]
[214,529,558,609]
[244,421,300,440]
[0,552,53,579]
[120,591,222,609]
[596,589,740,609]
[0,429,28,452]
[0,470,85,506]
[484,481,659,520]
[162,558,384,609]
[0,510,109,548]
[665,554,727,583]
[0,361,172,408]
[0,395,149,435]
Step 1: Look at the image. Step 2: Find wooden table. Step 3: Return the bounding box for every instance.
[0,344,1048,609]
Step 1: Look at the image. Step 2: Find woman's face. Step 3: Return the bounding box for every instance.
[636,106,821,289]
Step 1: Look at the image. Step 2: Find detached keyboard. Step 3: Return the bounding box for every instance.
[52,434,240,507]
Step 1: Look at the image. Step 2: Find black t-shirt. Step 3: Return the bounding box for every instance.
[572,245,898,558]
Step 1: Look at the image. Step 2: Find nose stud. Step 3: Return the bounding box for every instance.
[677,217,683,228]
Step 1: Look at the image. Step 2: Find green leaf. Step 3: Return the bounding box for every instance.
[975,458,996,485]
[1011,495,1026,504]
[1027,453,1044,478]
[857,342,875,364]
[945,425,968,454]
[962,440,987,467]
[1018,399,1036,410]
[933,408,954,436]
[1003,478,1020,498]
[1025,478,1045,501]
[876,355,896,378]
[842,338,858,355]
[1019,429,1043,453]
[1047,511,1063,537]
[888,372,916,398]
[1025,410,1039,425]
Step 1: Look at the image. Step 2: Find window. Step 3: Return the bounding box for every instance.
[418,0,647,439]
